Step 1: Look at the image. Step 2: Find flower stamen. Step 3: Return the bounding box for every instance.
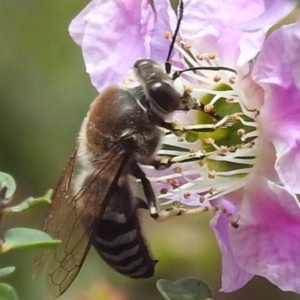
[208,53,216,60]
[173,167,182,173]
[204,104,214,112]
[183,43,191,50]
[214,76,221,82]
[208,171,216,178]
[229,76,236,84]
[164,31,172,39]
[160,188,169,194]
[141,33,260,211]
[237,129,246,136]
[196,54,204,60]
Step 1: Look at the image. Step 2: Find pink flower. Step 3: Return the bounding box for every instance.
[69,0,300,294]
[210,19,300,293]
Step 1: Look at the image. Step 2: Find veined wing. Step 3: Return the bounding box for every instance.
[34,144,128,298]
[34,146,78,278]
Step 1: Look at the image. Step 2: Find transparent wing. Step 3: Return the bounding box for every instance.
[34,146,78,277]
[34,144,128,298]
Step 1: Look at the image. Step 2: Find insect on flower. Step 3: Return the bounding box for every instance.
[34,1,236,298]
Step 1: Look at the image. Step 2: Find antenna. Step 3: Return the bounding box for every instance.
[172,66,237,80]
[164,1,237,80]
[165,0,184,74]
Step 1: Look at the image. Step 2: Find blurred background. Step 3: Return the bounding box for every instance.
[0,1,299,299]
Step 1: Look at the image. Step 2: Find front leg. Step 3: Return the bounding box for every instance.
[148,150,207,171]
[159,115,230,134]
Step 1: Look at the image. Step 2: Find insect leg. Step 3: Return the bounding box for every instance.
[159,115,230,137]
[173,115,230,133]
[131,164,159,219]
[133,157,239,222]
[133,152,213,221]
[158,150,207,168]
[156,205,240,227]
[130,164,207,221]
[155,206,210,222]
[134,197,149,210]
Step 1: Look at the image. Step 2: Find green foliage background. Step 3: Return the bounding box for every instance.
[0,1,299,300]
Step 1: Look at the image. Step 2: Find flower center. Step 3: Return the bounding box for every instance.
[144,39,261,208]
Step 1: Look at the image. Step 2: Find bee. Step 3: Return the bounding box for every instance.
[34,1,236,298]
[35,58,183,298]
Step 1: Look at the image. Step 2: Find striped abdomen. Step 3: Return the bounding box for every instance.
[93,183,157,278]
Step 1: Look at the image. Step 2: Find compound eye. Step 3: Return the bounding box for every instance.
[134,58,156,70]
[147,80,180,114]
[134,59,162,83]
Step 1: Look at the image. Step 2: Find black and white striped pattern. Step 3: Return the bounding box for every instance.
[93,184,157,278]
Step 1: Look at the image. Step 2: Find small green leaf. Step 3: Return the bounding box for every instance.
[0,172,16,199]
[0,267,15,278]
[0,283,19,300]
[157,277,213,300]
[0,228,60,253]
[2,190,52,214]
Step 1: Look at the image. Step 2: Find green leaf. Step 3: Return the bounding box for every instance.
[0,283,19,300]
[157,277,213,300]
[0,267,15,278]
[2,190,52,214]
[0,172,16,199]
[0,228,60,253]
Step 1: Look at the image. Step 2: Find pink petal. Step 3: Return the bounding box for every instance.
[235,0,298,31]
[149,0,176,62]
[274,135,300,194]
[68,0,97,46]
[237,30,267,67]
[69,0,155,91]
[252,22,298,87]
[210,201,253,292]
[253,23,300,193]
[179,0,265,67]
[260,85,300,193]
[229,177,300,293]
[288,19,300,90]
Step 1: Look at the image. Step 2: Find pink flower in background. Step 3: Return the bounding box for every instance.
[69,0,300,294]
